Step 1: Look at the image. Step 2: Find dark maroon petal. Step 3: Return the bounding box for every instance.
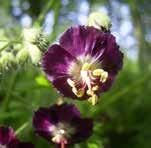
[101,33,123,75]
[92,33,123,93]
[7,139,19,148]
[33,107,55,141]
[15,142,35,148]
[52,76,89,100]
[70,118,93,144]
[33,107,55,131]
[60,26,102,57]
[52,76,77,99]
[0,126,16,145]
[49,103,81,122]
[94,74,115,94]
[8,141,34,148]
[42,44,76,81]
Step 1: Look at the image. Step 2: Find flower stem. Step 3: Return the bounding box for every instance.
[61,142,65,148]
[0,40,21,52]
[35,0,55,26]
[15,121,29,135]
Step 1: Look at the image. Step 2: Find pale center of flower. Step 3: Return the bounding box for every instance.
[0,144,7,148]
[51,122,75,144]
[67,55,108,105]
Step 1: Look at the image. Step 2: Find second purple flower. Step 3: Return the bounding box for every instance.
[33,103,93,146]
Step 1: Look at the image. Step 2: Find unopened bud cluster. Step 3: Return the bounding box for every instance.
[0,51,15,73]
[0,27,49,73]
[22,28,49,64]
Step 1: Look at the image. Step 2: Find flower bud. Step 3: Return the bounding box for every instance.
[23,28,40,43]
[0,41,8,49]
[16,48,29,64]
[36,34,49,52]
[24,43,42,64]
[23,28,49,51]
[0,51,15,72]
[13,44,22,52]
[87,12,111,31]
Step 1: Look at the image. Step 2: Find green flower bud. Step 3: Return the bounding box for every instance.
[87,12,111,31]
[0,51,15,72]
[13,44,23,52]
[24,43,42,64]
[0,41,8,49]
[23,28,49,51]
[23,28,40,43]
[36,34,49,52]
[16,48,29,64]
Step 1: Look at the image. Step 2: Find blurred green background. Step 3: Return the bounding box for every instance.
[0,0,151,148]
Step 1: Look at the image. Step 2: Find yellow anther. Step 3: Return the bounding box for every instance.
[88,94,98,106]
[81,62,91,71]
[92,69,104,76]
[100,71,108,83]
[72,87,78,95]
[67,78,75,88]
[86,89,94,96]
[76,89,85,97]
[72,87,84,98]
[92,85,99,91]
[51,135,60,143]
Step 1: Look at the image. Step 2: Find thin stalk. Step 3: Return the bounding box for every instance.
[35,0,55,26]
[0,40,21,52]
[49,1,61,43]
[15,121,30,135]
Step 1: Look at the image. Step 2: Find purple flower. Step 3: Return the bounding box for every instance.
[0,126,34,148]
[33,103,93,146]
[42,26,123,105]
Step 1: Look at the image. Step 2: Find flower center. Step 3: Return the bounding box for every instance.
[0,144,7,148]
[67,57,108,105]
[51,122,75,144]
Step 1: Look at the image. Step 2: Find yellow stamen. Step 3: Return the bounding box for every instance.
[86,89,94,96]
[100,71,108,83]
[92,69,104,76]
[81,62,91,71]
[67,78,75,87]
[72,87,84,98]
[88,94,98,106]
[72,87,78,95]
[52,135,61,143]
[76,89,85,97]
[92,85,99,91]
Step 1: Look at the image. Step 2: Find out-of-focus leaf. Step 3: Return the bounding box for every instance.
[35,75,50,86]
